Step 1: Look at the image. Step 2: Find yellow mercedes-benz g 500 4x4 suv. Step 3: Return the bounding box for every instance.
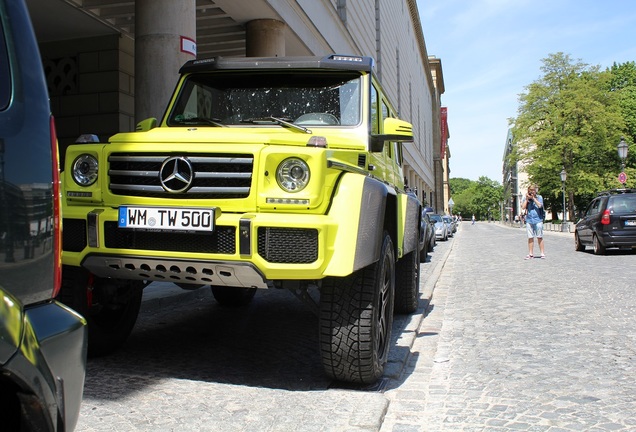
[60,54,421,384]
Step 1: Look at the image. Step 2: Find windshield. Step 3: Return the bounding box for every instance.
[430,214,442,222]
[167,71,362,127]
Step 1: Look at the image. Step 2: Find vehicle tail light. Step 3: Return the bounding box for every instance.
[51,115,62,297]
[601,209,611,225]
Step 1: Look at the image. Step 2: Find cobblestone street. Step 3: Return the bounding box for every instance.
[382,222,636,431]
[74,222,636,431]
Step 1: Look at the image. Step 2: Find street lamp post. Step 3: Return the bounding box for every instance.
[560,167,567,232]
[618,136,628,186]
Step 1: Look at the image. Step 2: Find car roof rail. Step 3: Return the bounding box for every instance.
[596,188,636,196]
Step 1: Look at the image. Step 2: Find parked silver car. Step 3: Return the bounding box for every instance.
[429,214,450,241]
[442,215,456,236]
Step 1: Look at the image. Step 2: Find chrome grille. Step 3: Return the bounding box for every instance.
[108,153,253,198]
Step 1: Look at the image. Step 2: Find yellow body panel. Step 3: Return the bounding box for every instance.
[62,173,373,280]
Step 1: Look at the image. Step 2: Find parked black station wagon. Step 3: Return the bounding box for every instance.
[575,188,636,255]
[0,0,87,430]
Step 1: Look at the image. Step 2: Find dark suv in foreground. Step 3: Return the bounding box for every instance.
[0,0,87,430]
[575,189,636,255]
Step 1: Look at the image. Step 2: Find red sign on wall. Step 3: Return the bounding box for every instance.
[181,36,196,56]
[440,107,448,158]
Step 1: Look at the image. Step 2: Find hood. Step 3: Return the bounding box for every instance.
[109,126,368,150]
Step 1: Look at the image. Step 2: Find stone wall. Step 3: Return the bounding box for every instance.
[40,34,134,165]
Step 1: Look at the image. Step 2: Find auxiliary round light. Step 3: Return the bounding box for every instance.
[276,158,310,192]
[72,154,98,186]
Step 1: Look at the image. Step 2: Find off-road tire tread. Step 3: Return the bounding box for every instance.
[319,233,395,384]
[58,265,143,357]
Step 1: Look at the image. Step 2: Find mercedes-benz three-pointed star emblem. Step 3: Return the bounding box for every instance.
[159,156,193,193]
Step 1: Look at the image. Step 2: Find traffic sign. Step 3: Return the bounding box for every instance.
[619,172,627,184]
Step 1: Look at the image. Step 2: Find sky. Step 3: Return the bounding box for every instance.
[416,0,636,182]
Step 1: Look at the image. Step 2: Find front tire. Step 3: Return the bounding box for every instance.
[574,232,585,252]
[319,232,395,384]
[58,265,144,356]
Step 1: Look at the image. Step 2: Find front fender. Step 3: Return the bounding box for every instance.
[400,192,420,256]
[323,174,387,276]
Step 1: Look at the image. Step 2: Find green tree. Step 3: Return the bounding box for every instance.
[450,176,503,220]
[449,177,472,195]
[511,52,626,219]
[608,61,636,152]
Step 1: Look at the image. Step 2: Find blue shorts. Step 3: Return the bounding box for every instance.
[526,221,543,239]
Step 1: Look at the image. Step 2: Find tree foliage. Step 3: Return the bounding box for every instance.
[449,177,503,220]
[511,52,629,219]
[609,61,636,145]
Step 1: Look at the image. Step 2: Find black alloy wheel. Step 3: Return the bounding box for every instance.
[58,265,144,356]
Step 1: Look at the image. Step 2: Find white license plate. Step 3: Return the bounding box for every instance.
[118,207,215,231]
[625,220,636,227]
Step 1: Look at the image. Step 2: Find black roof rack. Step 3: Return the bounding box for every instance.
[179,54,374,74]
[596,188,636,196]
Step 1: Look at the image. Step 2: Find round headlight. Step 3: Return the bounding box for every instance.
[276,158,310,192]
[72,154,98,186]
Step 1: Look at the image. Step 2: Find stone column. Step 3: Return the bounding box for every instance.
[246,19,286,57]
[135,0,196,123]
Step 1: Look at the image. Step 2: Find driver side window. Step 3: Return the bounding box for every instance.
[370,85,379,134]
[587,199,601,216]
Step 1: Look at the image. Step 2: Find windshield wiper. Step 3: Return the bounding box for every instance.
[173,117,227,127]
[241,116,311,134]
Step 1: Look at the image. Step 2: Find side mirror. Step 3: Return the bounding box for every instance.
[369,118,414,152]
[136,117,158,132]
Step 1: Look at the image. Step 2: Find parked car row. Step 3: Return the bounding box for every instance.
[424,212,458,244]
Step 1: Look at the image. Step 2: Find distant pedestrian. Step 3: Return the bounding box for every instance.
[521,185,545,259]
[471,214,475,225]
